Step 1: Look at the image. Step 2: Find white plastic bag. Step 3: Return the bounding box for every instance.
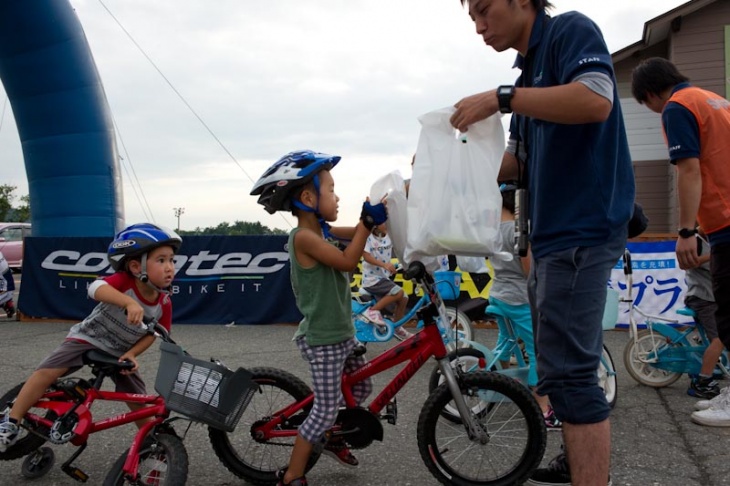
[405,106,508,263]
[369,171,441,271]
[455,255,489,273]
[369,171,408,262]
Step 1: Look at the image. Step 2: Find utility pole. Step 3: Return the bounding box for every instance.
[173,207,185,232]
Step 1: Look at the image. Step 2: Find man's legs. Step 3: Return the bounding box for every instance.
[528,237,623,485]
[712,242,730,350]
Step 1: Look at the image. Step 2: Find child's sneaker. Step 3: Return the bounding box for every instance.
[4,300,15,318]
[276,468,308,486]
[688,375,720,399]
[0,418,19,453]
[363,308,386,326]
[543,407,562,430]
[323,442,358,468]
[394,326,413,341]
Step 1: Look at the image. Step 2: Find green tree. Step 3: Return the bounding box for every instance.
[179,220,287,236]
[0,184,29,222]
[15,195,30,222]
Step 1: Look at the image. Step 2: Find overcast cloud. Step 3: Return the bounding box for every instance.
[0,0,686,232]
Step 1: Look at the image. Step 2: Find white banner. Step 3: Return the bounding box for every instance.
[608,241,692,328]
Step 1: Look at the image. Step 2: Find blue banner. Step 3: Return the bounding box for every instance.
[18,236,302,325]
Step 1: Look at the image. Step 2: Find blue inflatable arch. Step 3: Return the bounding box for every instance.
[0,0,123,237]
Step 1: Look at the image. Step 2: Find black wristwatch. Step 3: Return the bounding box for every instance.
[678,227,698,239]
[497,85,516,114]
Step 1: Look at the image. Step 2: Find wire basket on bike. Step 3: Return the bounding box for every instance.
[154,341,258,432]
[434,271,462,300]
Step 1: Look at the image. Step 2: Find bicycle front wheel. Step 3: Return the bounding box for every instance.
[418,372,546,486]
[103,433,188,486]
[428,348,490,423]
[623,330,683,387]
[208,367,316,485]
[599,345,618,408]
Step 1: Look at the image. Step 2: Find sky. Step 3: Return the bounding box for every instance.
[0,0,689,232]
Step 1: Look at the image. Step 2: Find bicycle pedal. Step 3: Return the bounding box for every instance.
[62,464,89,483]
[382,399,398,425]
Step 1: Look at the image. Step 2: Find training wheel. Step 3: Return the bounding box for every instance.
[21,447,55,479]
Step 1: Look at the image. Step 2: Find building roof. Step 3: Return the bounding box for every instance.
[612,0,718,62]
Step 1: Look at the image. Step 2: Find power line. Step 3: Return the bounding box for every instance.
[96,0,294,229]
[111,113,154,223]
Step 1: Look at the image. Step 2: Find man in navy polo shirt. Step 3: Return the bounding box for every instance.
[451,1,635,485]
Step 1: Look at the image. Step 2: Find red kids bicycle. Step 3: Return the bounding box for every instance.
[0,321,257,485]
[208,261,547,486]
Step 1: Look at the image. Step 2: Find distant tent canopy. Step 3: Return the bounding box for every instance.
[0,0,123,237]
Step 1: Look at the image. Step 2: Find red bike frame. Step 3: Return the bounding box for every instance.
[26,387,170,478]
[254,318,448,440]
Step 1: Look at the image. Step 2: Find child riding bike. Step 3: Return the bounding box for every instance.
[0,251,15,318]
[361,223,412,340]
[250,150,387,486]
[0,223,181,452]
[491,183,558,429]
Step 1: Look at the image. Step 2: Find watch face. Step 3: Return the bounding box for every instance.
[498,86,512,96]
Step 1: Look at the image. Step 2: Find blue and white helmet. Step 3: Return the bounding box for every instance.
[251,150,340,214]
[108,223,182,272]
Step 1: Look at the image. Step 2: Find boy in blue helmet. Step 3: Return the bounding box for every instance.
[0,223,181,452]
[251,150,387,486]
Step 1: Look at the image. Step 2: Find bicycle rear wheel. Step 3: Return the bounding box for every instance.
[103,433,188,486]
[0,382,58,461]
[445,307,474,351]
[623,330,683,387]
[208,367,317,485]
[418,372,546,486]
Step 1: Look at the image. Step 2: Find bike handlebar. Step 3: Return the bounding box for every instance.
[141,316,176,345]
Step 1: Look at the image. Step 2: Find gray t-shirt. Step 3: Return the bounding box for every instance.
[684,238,714,303]
[489,221,528,305]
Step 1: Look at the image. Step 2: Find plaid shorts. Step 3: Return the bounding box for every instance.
[295,336,372,444]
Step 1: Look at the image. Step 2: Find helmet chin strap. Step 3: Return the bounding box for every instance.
[134,253,171,295]
[291,174,333,240]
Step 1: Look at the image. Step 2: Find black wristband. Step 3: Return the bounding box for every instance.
[497,85,516,114]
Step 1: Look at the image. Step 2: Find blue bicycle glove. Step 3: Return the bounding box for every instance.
[360,201,387,230]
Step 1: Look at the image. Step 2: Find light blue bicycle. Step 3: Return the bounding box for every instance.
[352,270,473,350]
[430,301,618,421]
[621,249,730,387]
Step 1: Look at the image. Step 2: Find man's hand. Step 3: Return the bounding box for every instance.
[451,90,499,132]
[676,236,700,269]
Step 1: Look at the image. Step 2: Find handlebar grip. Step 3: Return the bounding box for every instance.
[404,261,426,281]
[118,359,136,371]
[623,249,632,275]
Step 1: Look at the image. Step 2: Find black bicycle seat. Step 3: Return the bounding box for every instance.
[82,350,135,371]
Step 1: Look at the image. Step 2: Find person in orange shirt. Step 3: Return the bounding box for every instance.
[632,57,730,427]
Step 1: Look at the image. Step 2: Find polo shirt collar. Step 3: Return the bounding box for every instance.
[671,82,692,95]
[513,8,548,69]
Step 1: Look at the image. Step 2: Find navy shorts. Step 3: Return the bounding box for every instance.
[528,234,625,425]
